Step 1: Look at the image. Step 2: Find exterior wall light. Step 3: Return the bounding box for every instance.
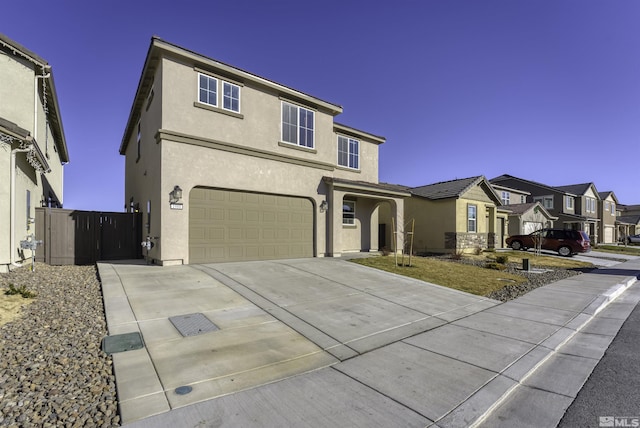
[169,186,184,210]
[319,200,328,212]
[169,186,183,204]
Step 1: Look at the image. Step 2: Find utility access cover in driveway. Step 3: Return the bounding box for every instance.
[169,313,219,337]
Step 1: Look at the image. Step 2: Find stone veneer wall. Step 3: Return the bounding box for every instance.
[445,232,489,251]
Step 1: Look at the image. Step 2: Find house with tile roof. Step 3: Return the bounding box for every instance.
[490,175,601,243]
[0,34,69,272]
[389,176,507,254]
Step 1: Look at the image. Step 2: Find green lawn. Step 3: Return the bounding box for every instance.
[351,252,593,297]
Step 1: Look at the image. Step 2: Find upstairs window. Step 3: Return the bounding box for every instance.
[566,196,574,210]
[501,191,510,205]
[534,196,553,210]
[223,81,240,112]
[343,200,356,225]
[586,197,596,213]
[282,102,314,148]
[199,74,218,106]
[338,136,359,169]
[611,202,616,215]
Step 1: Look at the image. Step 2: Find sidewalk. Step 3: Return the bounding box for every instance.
[99,256,640,427]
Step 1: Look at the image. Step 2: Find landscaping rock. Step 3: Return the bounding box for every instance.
[0,263,118,427]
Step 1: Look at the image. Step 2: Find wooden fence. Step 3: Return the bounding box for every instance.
[35,208,142,265]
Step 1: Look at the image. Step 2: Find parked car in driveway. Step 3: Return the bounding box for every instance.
[628,234,640,244]
[506,228,591,257]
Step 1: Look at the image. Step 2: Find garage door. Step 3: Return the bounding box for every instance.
[604,227,614,243]
[189,187,314,263]
[523,221,543,234]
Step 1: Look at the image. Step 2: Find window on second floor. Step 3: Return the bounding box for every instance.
[199,74,217,106]
[468,204,477,232]
[282,102,314,148]
[585,197,596,213]
[534,196,554,210]
[611,202,616,215]
[198,73,241,113]
[337,136,359,169]
[566,196,574,210]
[501,191,510,205]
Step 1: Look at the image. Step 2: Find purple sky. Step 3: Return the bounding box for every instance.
[3,1,639,211]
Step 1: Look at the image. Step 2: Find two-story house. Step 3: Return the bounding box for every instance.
[489,175,600,241]
[120,37,407,265]
[0,34,69,272]
[597,191,619,244]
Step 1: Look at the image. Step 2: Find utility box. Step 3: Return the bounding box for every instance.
[522,258,530,271]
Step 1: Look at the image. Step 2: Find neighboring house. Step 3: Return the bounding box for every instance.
[490,175,600,242]
[554,183,601,243]
[391,176,506,254]
[617,204,640,240]
[0,34,69,273]
[502,202,556,236]
[120,37,407,265]
[598,191,619,244]
[491,183,530,206]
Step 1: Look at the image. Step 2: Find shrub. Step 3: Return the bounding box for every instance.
[451,249,464,260]
[495,255,509,264]
[473,246,483,255]
[5,283,37,299]
[485,262,507,271]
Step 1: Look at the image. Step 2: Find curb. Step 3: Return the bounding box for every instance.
[467,275,638,428]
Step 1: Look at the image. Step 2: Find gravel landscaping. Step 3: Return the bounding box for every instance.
[0,263,118,427]
[442,256,586,301]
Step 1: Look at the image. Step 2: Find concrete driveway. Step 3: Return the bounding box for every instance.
[100,256,640,427]
[99,257,498,423]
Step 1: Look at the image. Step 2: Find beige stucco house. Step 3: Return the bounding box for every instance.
[0,34,68,273]
[390,176,507,254]
[502,202,556,236]
[120,37,407,265]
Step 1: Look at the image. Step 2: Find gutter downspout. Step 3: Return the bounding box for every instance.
[10,143,32,267]
[34,70,51,144]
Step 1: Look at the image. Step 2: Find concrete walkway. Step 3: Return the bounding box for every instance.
[98,256,640,427]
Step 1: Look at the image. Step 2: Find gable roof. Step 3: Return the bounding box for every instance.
[0,33,69,163]
[503,202,557,220]
[554,182,599,198]
[410,176,502,204]
[489,174,568,195]
[618,215,640,226]
[598,191,619,204]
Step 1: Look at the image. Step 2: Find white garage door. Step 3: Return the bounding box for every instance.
[604,227,614,243]
[189,187,314,263]
[523,221,543,234]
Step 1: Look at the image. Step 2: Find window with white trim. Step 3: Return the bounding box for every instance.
[281,101,314,148]
[467,204,477,232]
[337,136,359,169]
[566,196,574,210]
[611,202,616,215]
[198,74,217,106]
[223,81,240,112]
[501,191,510,205]
[198,73,241,113]
[585,197,596,213]
[343,200,356,225]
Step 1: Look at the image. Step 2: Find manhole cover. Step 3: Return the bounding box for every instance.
[102,332,144,355]
[169,313,219,337]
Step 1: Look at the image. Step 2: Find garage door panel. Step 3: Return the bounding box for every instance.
[190,188,313,263]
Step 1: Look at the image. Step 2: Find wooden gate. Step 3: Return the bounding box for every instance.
[35,208,142,265]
